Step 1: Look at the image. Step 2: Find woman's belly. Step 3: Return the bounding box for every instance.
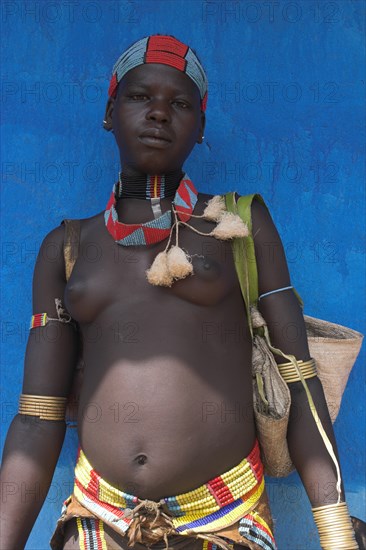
[77,346,255,500]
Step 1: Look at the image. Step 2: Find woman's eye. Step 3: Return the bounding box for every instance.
[129,94,148,100]
[174,101,189,109]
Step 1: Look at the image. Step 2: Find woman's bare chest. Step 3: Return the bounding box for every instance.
[64,216,239,324]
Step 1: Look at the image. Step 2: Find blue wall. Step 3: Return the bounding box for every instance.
[1,1,365,548]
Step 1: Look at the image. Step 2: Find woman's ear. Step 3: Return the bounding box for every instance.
[103,97,115,131]
[197,111,206,144]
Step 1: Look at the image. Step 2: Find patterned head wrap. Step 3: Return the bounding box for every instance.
[108,35,208,111]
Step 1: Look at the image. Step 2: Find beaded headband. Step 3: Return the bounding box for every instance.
[108,35,208,112]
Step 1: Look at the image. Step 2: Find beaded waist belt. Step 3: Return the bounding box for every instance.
[74,440,265,536]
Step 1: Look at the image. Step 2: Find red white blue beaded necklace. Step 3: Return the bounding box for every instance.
[104,170,249,286]
[104,174,198,246]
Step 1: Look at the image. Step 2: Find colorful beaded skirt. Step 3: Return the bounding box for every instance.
[72,440,277,550]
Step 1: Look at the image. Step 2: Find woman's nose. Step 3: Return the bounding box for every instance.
[145,100,171,124]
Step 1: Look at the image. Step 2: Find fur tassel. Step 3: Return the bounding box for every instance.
[203,195,226,221]
[146,252,174,287]
[211,212,249,240]
[166,246,193,280]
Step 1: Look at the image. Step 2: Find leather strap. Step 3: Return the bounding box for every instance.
[62,219,80,282]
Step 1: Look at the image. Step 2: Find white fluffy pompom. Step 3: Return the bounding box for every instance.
[167,246,193,280]
[203,195,226,221]
[211,212,249,240]
[146,252,174,287]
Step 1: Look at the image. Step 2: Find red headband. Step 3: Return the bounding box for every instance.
[109,35,208,111]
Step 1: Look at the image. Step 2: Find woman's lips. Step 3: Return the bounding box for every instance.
[138,129,172,149]
[138,135,172,148]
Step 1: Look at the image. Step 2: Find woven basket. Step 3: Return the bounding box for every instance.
[305,315,364,423]
[256,315,363,478]
[225,192,365,477]
[255,411,294,477]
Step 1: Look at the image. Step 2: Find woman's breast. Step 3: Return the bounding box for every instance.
[64,240,239,324]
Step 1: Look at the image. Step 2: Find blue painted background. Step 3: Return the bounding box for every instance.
[1,1,365,548]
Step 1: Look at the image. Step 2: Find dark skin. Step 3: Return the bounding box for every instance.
[1,63,361,549]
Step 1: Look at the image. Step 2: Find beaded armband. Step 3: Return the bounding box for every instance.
[30,298,72,329]
[312,502,359,549]
[277,358,317,384]
[18,394,67,421]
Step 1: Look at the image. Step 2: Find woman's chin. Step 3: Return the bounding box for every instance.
[121,158,182,176]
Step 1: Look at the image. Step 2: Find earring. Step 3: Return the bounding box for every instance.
[102,120,113,133]
[202,136,205,141]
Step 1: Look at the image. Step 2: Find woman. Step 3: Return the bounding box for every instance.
[0,35,361,549]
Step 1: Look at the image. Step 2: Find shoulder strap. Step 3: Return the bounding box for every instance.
[62,219,81,282]
[225,192,303,314]
[225,192,255,337]
[225,192,265,307]
[236,194,266,306]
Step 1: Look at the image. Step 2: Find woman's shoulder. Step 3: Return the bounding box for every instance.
[61,211,104,230]
[37,212,104,269]
[39,213,103,246]
[62,212,106,244]
[234,192,273,228]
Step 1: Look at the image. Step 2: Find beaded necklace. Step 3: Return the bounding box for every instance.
[104,171,249,286]
[104,174,198,246]
[118,170,183,200]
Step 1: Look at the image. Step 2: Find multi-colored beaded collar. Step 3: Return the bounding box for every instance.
[104,174,198,246]
[103,172,250,287]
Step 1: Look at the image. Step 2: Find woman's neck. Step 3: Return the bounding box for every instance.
[118,168,184,200]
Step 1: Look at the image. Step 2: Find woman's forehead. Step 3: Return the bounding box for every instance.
[119,64,201,97]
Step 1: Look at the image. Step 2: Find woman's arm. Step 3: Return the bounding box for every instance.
[251,199,359,546]
[0,225,79,549]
